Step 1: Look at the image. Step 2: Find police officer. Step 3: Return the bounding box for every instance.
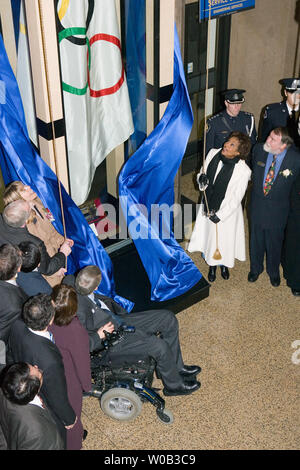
[205,89,257,156]
[260,78,300,146]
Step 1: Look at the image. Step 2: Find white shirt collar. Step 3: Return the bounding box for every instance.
[29,395,44,409]
[89,292,109,310]
[27,328,52,341]
[5,278,18,286]
[287,103,299,114]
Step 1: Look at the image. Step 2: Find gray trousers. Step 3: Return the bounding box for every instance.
[107,309,185,389]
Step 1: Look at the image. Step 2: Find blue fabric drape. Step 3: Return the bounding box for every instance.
[0,34,133,311]
[119,26,202,302]
[124,0,147,156]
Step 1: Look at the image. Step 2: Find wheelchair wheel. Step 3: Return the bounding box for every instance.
[156,408,174,425]
[100,387,142,422]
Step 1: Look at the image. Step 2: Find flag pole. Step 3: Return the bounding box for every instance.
[37,0,67,267]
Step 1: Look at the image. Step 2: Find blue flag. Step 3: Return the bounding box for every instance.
[0,34,133,311]
[119,26,202,302]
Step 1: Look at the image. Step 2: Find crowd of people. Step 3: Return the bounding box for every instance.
[0,182,201,450]
[0,77,299,450]
[189,78,300,295]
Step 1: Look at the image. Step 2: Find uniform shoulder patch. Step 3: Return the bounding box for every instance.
[208,112,222,121]
[243,111,254,116]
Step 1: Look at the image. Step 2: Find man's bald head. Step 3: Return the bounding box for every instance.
[3,199,31,228]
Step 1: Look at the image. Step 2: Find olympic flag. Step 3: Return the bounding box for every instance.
[57,0,134,205]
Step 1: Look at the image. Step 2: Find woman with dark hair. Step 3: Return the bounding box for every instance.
[49,284,91,450]
[188,131,252,281]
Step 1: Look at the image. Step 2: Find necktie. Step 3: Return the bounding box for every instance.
[93,295,124,327]
[49,332,55,343]
[291,109,299,123]
[263,155,277,195]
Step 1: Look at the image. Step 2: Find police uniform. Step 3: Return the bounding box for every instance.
[260,78,300,146]
[205,89,257,155]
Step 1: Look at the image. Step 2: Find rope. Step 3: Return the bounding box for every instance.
[201,5,222,261]
[36,1,67,267]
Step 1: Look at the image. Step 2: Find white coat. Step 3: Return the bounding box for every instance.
[188,148,251,268]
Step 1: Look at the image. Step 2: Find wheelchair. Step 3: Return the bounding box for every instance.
[89,331,174,424]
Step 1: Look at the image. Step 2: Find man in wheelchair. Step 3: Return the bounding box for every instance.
[63,266,201,397]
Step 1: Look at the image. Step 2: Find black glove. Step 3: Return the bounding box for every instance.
[197,173,209,191]
[209,213,220,224]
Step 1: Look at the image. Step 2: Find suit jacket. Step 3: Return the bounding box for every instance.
[0,390,64,450]
[7,319,76,440]
[0,214,65,276]
[0,281,28,343]
[16,271,52,296]
[250,143,300,229]
[63,275,128,351]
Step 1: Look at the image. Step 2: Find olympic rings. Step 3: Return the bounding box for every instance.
[58,27,91,96]
[57,0,70,22]
[56,1,124,98]
[88,34,124,98]
[55,0,94,46]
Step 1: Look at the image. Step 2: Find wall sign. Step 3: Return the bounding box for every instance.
[199,0,255,21]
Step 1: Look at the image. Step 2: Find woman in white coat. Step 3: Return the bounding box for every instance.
[188,132,251,282]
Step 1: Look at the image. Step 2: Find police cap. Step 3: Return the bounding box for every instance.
[223,89,246,104]
[280,78,300,92]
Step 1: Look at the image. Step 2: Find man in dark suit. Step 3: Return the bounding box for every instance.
[0,362,64,450]
[248,127,300,286]
[63,266,201,397]
[260,78,300,146]
[0,244,28,344]
[0,199,71,277]
[7,294,76,444]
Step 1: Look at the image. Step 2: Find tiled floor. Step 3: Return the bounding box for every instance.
[81,173,300,451]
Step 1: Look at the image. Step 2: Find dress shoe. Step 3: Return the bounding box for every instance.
[291,288,300,296]
[248,272,259,283]
[179,365,202,377]
[163,379,201,396]
[83,429,88,441]
[208,266,216,282]
[270,277,280,287]
[220,265,229,280]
